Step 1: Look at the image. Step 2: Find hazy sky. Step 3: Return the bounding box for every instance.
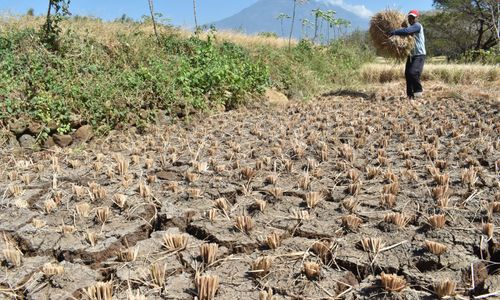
[0,0,434,26]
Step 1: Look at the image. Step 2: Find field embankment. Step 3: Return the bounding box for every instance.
[0,15,373,147]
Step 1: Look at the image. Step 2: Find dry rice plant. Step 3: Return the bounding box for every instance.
[86,281,113,300]
[250,256,273,278]
[214,198,229,212]
[145,158,154,170]
[380,273,406,292]
[214,165,226,173]
[428,214,446,229]
[138,182,151,199]
[360,237,385,254]
[207,209,217,222]
[196,275,219,300]
[434,173,450,186]
[342,215,363,231]
[96,207,111,224]
[76,202,91,218]
[187,188,203,198]
[340,144,354,162]
[2,248,22,267]
[432,185,450,201]
[235,215,254,233]
[384,213,410,229]
[127,290,147,300]
[42,262,64,276]
[303,262,321,280]
[383,182,400,195]
[380,194,396,208]
[291,209,310,221]
[433,279,456,298]
[305,191,322,208]
[240,167,257,180]
[266,232,281,249]
[200,243,218,265]
[43,199,57,214]
[424,240,447,256]
[342,198,359,213]
[7,170,17,181]
[32,218,46,228]
[311,240,337,263]
[162,234,188,251]
[254,199,267,212]
[483,223,494,240]
[347,169,360,182]
[9,185,23,197]
[112,194,127,209]
[366,166,381,179]
[490,202,500,213]
[348,182,362,196]
[259,288,276,300]
[72,185,86,199]
[150,263,166,286]
[264,173,278,185]
[117,247,138,262]
[435,160,448,170]
[61,225,76,235]
[115,155,129,175]
[298,174,311,190]
[185,171,200,183]
[194,161,208,173]
[436,195,450,209]
[461,167,478,190]
[283,159,293,172]
[268,187,283,200]
[86,231,98,247]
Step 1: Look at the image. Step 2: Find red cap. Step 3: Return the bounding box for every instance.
[408,10,419,17]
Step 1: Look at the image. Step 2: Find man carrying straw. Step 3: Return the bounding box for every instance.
[390,10,426,102]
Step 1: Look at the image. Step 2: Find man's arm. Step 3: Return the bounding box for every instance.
[390,23,421,36]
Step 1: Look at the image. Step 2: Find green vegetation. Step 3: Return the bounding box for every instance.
[0,16,373,136]
[421,0,499,60]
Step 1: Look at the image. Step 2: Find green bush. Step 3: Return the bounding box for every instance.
[0,17,373,137]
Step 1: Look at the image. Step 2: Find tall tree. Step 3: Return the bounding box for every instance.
[148,0,160,45]
[424,0,498,57]
[193,0,199,33]
[276,13,291,37]
[289,0,309,49]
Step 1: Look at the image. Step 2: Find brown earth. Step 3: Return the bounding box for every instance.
[0,81,499,299]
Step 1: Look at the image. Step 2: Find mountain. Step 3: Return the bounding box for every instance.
[208,0,370,39]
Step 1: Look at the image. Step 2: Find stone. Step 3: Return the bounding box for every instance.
[18,134,37,149]
[9,117,28,136]
[6,134,20,149]
[74,125,93,142]
[43,136,57,148]
[265,88,288,105]
[27,122,44,135]
[53,134,72,147]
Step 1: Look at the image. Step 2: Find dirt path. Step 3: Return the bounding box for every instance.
[0,82,499,299]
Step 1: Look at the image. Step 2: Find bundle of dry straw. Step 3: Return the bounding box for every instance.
[369,10,415,60]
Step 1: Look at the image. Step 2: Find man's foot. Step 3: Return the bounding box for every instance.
[414,92,423,98]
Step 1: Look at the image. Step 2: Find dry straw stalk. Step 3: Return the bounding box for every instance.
[196,274,219,300]
[380,273,406,292]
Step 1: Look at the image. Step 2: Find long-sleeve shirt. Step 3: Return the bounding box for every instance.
[391,22,426,57]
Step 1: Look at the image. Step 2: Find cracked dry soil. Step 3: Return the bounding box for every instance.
[0,82,499,299]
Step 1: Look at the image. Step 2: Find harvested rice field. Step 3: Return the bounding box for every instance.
[0,81,499,299]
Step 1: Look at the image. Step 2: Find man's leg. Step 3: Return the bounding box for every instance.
[410,56,425,97]
[405,57,414,99]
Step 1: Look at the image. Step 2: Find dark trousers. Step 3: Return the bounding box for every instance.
[405,55,425,98]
